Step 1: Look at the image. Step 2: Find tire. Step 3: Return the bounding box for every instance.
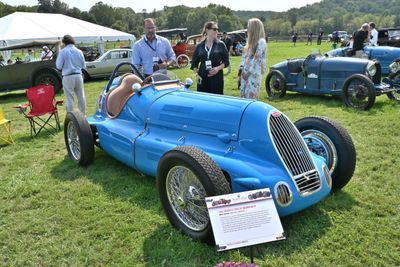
[265,70,286,98]
[387,71,400,102]
[34,72,62,93]
[342,74,375,110]
[176,54,190,68]
[156,146,230,244]
[82,70,90,82]
[294,116,356,192]
[64,111,94,166]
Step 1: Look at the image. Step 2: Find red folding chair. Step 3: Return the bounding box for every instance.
[14,85,63,137]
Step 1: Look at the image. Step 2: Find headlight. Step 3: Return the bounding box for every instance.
[366,62,377,77]
[389,61,400,74]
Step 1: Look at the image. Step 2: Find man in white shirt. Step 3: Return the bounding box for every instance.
[41,46,53,60]
[24,49,33,62]
[369,22,378,46]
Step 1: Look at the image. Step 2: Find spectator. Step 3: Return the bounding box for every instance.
[306,30,313,45]
[292,32,298,47]
[24,49,33,62]
[317,28,324,45]
[191,21,229,95]
[369,22,378,46]
[41,46,53,60]
[238,18,267,100]
[56,34,87,114]
[235,41,244,55]
[132,18,176,77]
[352,23,370,58]
[221,31,233,74]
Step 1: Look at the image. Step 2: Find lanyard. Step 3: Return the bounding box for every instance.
[144,37,157,52]
[204,42,213,60]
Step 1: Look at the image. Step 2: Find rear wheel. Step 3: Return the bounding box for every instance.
[265,70,286,98]
[64,111,94,166]
[342,74,375,110]
[176,54,190,68]
[34,72,62,93]
[157,146,230,243]
[387,72,400,102]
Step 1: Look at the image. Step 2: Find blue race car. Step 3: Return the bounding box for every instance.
[266,53,400,110]
[64,63,356,243]
[325,45,400,75]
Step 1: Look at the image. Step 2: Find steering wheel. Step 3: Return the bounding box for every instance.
[141,73,172,86]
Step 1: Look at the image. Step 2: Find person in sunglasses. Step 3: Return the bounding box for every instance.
[191,21,229,95]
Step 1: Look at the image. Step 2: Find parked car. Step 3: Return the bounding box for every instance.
[64,62,356,243]
[328,31,348,42]
[83,49,132,81]
[378,27,400,47]
[0,40,62,92]
[266,53,400,110]
[77,46,100,61]
[325,45,400,75]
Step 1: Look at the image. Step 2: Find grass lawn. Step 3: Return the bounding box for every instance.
[0,41,399,266]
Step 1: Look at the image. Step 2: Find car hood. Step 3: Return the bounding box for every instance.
[321,56,369,71]
[147,90,255,141]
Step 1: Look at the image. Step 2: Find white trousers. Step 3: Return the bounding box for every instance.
[62,74,86,115]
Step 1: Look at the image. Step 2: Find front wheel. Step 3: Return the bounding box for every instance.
[387,71,400,102]
[265,70,287,98]
[157,146,230,244]
[295,116,356,191]
[176,54,190,68]
[342,74,376,110]
[64,111,94,166]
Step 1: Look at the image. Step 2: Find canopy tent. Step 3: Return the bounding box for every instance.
[0,12,135,46]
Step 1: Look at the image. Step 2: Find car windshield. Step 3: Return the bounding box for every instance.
[151,69,179,83]
[388,30,400,38]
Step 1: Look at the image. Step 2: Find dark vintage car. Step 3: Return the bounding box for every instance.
[0,40,62,92]
[64,62,356,243]
[378,27,400,47]
[325,45,400,75]
[266,53,400,110]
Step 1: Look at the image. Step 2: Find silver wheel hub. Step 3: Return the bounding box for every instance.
[166,166,209,231]
[67,122,81,161]
[301,129,337,173]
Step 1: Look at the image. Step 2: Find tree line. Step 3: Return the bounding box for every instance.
[0,0,399,39]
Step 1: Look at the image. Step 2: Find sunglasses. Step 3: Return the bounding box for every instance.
[209,27,219,32]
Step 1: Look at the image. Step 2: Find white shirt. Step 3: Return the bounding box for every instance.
[41,50,53,60]
[370,28,378,46]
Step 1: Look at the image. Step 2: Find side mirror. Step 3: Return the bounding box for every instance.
[184,78,193,89]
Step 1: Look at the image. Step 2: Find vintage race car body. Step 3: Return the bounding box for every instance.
[65,64,356,243]
[325,45,400,75]
[266,53,400,110]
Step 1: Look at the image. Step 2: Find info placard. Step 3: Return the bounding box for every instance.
[206,188,285,251]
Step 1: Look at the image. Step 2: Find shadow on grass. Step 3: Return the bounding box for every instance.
[142,190,356,264]
[50,149,162,214]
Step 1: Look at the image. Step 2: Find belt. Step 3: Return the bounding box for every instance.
[63,72,81,77]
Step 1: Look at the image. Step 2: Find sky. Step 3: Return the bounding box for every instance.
[2,0,322,12]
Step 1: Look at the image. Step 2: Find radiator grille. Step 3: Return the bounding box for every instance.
[269,112,321,195]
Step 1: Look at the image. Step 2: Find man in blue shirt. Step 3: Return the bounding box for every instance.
[56,35,86,114]
[132,18,176,77]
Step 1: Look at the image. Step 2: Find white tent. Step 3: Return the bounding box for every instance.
[0,12,136,46]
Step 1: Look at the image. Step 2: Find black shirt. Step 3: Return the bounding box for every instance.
[191,40,229,95]
[222,37,233,52]
[353,30,368,51]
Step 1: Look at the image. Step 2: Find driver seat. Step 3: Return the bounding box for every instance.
[106,74,143,118]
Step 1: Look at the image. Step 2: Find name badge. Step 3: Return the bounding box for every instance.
[205,60,212,71]
[153,56,159,63]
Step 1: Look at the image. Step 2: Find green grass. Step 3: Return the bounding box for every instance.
[1,41,399,266]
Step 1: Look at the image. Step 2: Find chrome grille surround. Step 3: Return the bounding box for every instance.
[274,182,292,207]
[323,165,332,188]
[269,112,322,196]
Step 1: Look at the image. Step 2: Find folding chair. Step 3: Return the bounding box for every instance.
[14,85,63,137]
[0,107,14,144]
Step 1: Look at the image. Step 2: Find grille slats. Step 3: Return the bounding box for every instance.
[269,113,321,195]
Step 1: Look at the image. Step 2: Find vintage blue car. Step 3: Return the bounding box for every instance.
[266,53,400,110]
[325,45,400,75]
[64,63,356,243]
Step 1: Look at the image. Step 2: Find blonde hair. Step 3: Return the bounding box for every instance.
[244,18,265,57]
[202,21,217,36]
